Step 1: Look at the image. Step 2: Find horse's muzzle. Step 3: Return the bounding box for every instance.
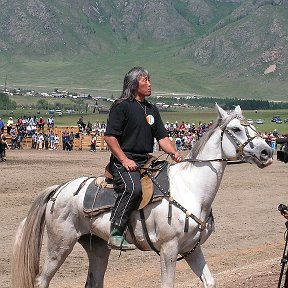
[254,147,273,168]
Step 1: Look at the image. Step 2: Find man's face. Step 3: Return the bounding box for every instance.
[136,75,151,98]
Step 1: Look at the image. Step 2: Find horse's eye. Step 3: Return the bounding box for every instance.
[232,127,241,133]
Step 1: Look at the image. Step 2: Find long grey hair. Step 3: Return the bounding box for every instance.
[112,67,149,107]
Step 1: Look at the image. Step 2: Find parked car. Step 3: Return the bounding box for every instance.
[284,118,288,123]
[255,119,264,124]
[276,119,283,124]
[272,116,281,122]
[247,119,253,124]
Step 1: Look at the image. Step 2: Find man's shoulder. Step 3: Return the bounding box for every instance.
[110,99,131,112]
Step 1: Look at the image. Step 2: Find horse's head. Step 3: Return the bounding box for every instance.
[217,104,273,168]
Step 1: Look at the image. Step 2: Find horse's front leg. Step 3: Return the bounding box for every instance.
[184,246,216,288]
[160,240,178,288]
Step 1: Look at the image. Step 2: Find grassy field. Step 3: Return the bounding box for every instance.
[2,42,288,101]
[1,108,288,134]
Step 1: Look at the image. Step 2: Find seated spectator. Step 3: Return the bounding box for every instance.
[175,136,181,151]
[99,121,106,135]
[26,124,32,136]
[86,121,92,135]
[164,121,169,130]
[37,117,45,130]
[31,123,37,134]
[77,116,86,131]
[47,115,55,131]
[179,121,185,130]
[7,117,13,134]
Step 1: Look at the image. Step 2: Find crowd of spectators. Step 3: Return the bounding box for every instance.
[0,115,109,152]
[0,115,56,150]
[164,120,213,151]
[0,115,286,153]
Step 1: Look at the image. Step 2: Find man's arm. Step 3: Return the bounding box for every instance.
[104,135,138,171]
[158,137,182,162]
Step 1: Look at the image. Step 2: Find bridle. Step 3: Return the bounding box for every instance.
[180,115,263,165]
[221,117,256,159]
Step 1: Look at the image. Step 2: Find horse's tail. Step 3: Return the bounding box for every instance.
[11,185,59,288]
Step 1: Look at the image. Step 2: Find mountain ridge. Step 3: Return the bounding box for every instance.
[1,0,288,100]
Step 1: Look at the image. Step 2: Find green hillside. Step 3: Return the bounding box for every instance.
[1,0,288,100]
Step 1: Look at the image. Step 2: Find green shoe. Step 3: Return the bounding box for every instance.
[108,225,136,251]
[108,235,136,250]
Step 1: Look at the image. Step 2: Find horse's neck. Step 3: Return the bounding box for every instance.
[197,130,223,160]
[169,131,226,213]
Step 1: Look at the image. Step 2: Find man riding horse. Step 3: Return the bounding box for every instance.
[104,67,182,250]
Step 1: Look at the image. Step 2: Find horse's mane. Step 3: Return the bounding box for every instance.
[188,110,241,159]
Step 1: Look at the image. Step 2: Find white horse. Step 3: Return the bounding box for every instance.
[12,104,273,288]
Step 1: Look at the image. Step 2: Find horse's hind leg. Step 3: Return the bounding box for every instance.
[78,234,110,288]
[184,246,216,288]
[34,228,79,288]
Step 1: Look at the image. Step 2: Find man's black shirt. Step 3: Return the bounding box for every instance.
[105,99,168,156]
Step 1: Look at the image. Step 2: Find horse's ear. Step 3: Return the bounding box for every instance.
[234,105,242,116]
[215,103,228,119]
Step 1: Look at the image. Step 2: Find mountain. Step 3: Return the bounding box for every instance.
[1,0,288,100]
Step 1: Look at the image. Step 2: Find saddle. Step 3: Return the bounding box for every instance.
[83,158,169,216]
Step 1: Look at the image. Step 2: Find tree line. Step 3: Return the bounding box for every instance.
[150,96,288,110]
[1,92,288,111]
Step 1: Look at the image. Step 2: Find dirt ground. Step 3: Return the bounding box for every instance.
[1,149,288,288]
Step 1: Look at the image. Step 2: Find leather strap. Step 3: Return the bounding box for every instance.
[140,209,160,256]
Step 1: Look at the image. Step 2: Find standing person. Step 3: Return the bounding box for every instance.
[104,67,182,250]
[69,132,74,150]
[9,126,17,150]
[0,118,4,133]
[37,133,44,150]
[54,133,59,150]
[31,133,38,149]
[62,131,68,150]
[90,134,97,152]
[0,131,8,161]
[44,133,49,150]
[49,132,55,150]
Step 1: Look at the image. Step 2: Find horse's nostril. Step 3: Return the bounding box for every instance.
[261,148,272,159]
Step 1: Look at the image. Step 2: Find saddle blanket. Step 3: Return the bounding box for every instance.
[83,165,169,216]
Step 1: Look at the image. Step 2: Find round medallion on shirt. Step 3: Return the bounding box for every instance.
[146,115,154,125]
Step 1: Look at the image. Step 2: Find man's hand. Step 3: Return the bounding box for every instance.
[171,151,182,162]
[121,158,138,171]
